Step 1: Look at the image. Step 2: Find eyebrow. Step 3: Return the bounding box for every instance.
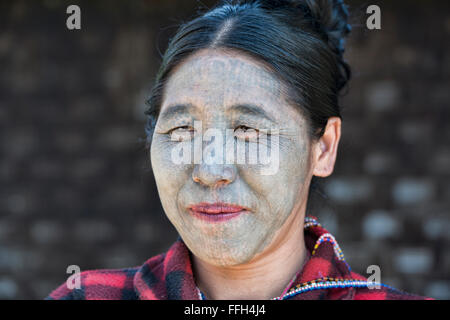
[228,104,276,123]
[159,103,276,122]
[159,103,197,121]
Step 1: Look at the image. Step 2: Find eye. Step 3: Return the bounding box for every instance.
[234,125,259,140]
[168,126,195,142]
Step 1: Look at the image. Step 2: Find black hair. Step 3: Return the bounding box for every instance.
[144,0,353,212]
[145,0,351,146]
[144,0,352,147]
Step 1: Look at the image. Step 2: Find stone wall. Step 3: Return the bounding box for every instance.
[0,0,449,299]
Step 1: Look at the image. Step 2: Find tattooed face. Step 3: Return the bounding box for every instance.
[151,49,314,266]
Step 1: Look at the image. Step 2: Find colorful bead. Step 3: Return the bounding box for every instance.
[197,287,206,300]
[312,233,345,262]
[304,216,321,229]
[272,279,396,300]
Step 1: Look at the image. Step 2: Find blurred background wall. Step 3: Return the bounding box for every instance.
[0,0,449,299]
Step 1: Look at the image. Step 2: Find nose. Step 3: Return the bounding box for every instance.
[192,163,237,188]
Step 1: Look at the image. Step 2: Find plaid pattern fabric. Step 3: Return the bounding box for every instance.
[46,216,431,300]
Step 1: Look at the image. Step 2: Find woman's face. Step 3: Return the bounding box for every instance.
[151,49,314,267]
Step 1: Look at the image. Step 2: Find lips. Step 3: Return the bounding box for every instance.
[188,202,248,222]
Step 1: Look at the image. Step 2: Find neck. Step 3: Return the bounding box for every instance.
[192,203,308,300]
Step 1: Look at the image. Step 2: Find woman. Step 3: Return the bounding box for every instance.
[47,0,429,300]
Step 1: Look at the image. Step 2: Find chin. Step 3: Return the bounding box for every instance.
[187,235,260,267]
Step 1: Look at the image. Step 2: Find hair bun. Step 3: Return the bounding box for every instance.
[301,0,352,57]
[234,0,351,90]
[250,0,351,58]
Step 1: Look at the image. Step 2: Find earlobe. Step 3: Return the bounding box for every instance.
[312,117,341,178]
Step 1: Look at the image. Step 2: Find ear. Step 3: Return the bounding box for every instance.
[311,117,341,178]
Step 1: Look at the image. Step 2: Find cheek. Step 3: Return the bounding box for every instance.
[276,138,311,205]
[150,137,192,213]
[151,136,191,175]
[279,138,311,188]
[238,137,310,221]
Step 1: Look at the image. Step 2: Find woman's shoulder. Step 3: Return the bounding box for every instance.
[352,286,433,300]
[45,245,171,300]
[45,267,141,300]
[348,271,433,300]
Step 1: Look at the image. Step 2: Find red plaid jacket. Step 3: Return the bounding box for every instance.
[46,216,431,300]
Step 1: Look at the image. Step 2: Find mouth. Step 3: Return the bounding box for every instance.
[187,202,249,222]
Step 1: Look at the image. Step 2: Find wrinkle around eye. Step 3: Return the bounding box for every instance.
[234,125,260,140]
[168,126,196,142]
[233,125,283,141]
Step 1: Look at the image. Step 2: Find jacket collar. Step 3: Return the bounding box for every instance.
[133,216,358,300]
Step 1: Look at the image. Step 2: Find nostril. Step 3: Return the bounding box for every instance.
[192,172,210,186]
[192,165,237,187]
[217,179,230,186]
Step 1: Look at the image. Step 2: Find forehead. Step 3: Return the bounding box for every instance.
[161,49,289,117]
